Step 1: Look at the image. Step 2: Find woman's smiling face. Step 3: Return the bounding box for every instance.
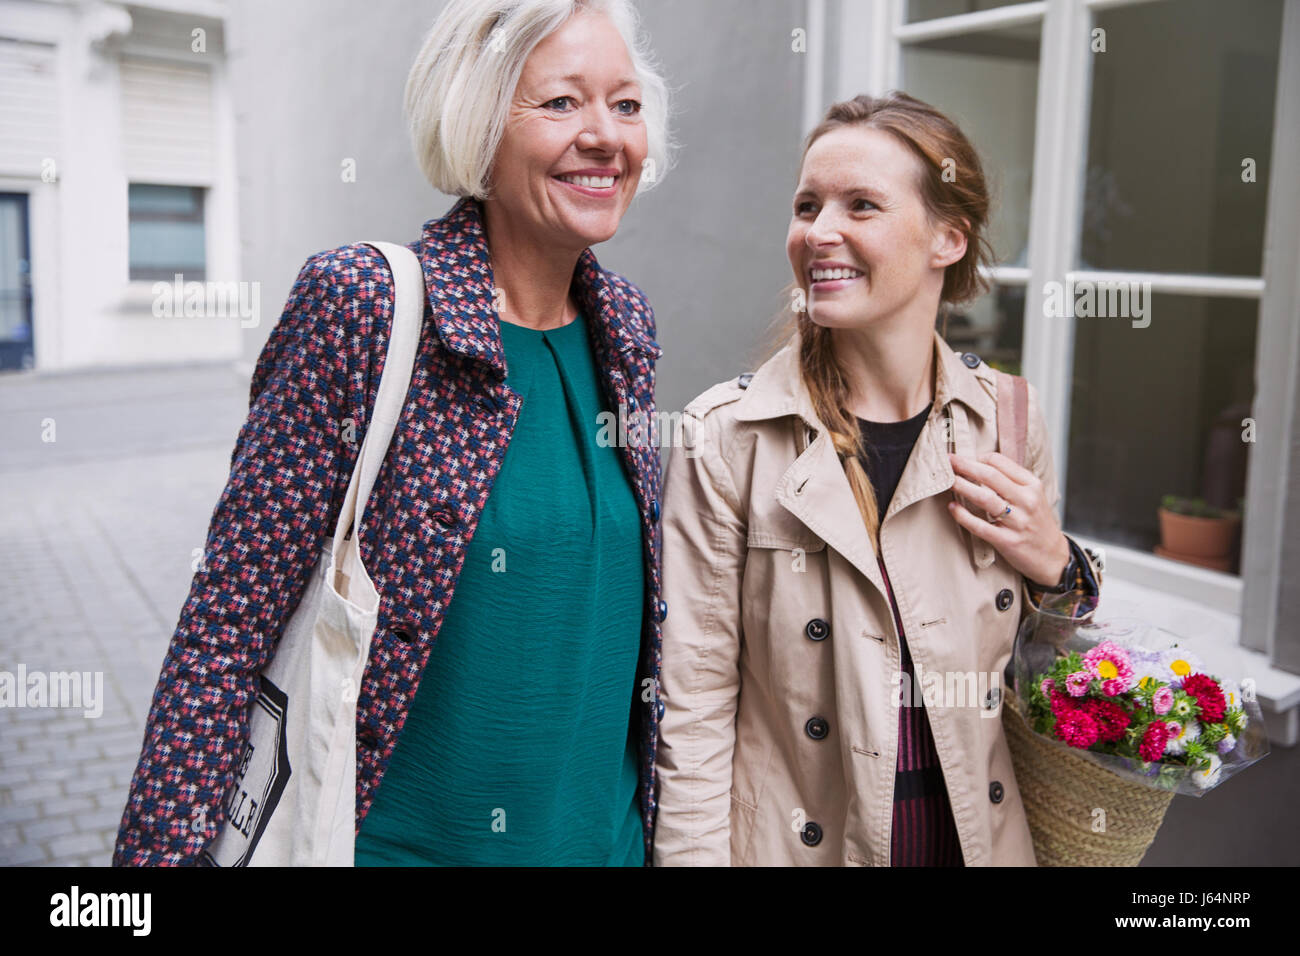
[786,124,965,331]
[487,10,648,252]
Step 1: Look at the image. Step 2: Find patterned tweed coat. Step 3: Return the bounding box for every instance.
[112,196,666,866]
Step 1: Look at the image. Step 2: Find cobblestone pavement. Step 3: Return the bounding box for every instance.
[0,362,252,866]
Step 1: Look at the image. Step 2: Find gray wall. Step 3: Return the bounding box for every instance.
[228,0,805,418]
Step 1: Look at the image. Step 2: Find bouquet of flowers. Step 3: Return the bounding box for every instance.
[1003,605,1269,866]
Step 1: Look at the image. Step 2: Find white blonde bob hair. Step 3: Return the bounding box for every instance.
[406,0,675,199]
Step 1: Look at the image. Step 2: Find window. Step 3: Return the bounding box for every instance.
[1063,0,1283,575]
[849,0,1288,593]
[823,0,1300,664]
[127,183,206,282]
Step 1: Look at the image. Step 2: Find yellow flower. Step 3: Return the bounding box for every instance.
[1170,658,1191,676]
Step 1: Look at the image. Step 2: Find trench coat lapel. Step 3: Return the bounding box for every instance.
[733,338,888,598]
[733,329,1001,592]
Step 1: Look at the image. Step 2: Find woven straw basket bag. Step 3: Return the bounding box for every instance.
[1003,695,1174,866]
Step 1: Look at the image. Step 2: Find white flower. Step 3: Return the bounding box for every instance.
[1220,679,1249,729]
[1165,719,1201,756]
[1191,752,1223,790]
[1220,678,1241,709]
[1164,721,1185,755]
[1217,733,1237,755]
[1157,648,1203,686]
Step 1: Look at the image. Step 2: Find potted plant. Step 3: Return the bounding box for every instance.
[1156,495,1242,572]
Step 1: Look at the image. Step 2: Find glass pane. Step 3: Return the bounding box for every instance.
[128,221,206,279]
[1079,0,1284,275]
[940,283,1025,375]
[1065,295,1257,575]
[905,0,1026,24]
[129,184,205,281]
[901,20,1039,267]
[128,183,201,217]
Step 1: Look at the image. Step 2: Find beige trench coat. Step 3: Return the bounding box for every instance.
[653,330,1101,866]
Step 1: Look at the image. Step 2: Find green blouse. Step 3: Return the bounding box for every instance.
[353,310,645,866]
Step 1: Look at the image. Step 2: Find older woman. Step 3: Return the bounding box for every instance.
[113,0,673,867]
[653,92,1101,866]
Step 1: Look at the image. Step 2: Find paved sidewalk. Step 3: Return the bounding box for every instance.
[0,362,253,866]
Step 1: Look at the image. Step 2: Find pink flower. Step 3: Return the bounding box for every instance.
[1054,709,1100,749]
[1040,677,1056,697]
[1082,641,1135,695]
[1066,671,1091,697]
[1152,687,1174,715]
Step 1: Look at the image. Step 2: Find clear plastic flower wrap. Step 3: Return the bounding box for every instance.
[1009,592,1270,796]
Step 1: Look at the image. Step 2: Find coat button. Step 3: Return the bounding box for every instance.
[961,351,981,369]
[737,372,754,389]
[990,780,1005,803]
[650,500,660,523]
[655,599,668,623]
[801,822,823,846]
[804,618,829,641]
[805,717,829,740]
[996,588,1014,611]
[358,731,378,748]
[656,699,665,721]
[391,625,416,643]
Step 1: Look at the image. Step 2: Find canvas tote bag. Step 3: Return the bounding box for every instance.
[200,241,424,866]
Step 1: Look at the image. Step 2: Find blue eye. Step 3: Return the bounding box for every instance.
[544,96,574,110]
[855,198,878,211]
[615,99,642,115]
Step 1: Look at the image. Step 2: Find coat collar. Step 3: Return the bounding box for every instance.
[733,327,997,428]
[417,196,660,378]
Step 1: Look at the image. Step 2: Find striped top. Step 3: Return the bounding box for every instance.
[856,408,965,867]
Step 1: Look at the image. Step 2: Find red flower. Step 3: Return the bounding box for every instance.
[1049,689,1076,717]
[1139,721,1171,761]
[1054,709,1100,749]
[1083,698,1132,743]
[1181,674,1227,723]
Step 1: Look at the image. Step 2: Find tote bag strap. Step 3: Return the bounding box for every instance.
[328,242,425,557]
[995,368,1029,469]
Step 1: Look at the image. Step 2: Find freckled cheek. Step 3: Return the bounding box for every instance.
[785,227,807,276]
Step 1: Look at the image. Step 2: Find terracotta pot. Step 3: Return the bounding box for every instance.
[1157,508,1240,560]
[1153,545,1232,573]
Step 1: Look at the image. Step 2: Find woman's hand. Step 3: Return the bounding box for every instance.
[946,451,1070,587]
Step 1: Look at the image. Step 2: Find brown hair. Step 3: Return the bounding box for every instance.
[766,91,994,547]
